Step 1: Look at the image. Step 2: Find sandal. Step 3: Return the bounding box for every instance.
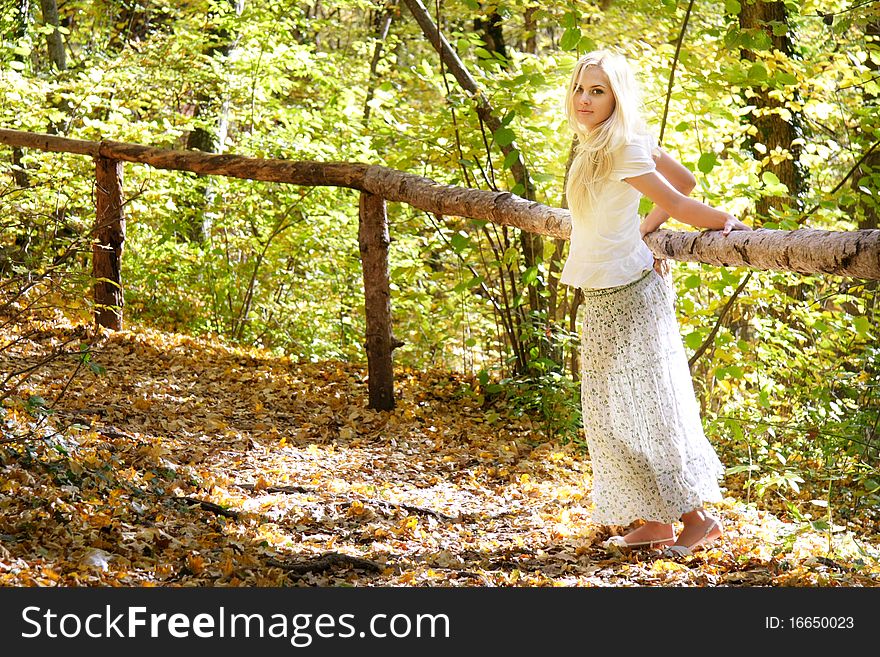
[601,529,676,549]
[661,518,722,558]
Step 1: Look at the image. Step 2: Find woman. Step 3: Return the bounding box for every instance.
[559,50,751,556]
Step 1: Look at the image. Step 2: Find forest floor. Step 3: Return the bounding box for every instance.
[1,311,879,587]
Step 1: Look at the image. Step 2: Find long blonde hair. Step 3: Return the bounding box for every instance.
[564,50,647,214]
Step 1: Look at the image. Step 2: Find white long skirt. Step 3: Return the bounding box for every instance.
[579,269,724,525]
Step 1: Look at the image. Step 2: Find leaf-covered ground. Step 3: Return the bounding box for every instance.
[2,313,878,587]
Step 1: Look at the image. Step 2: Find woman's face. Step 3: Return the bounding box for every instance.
[571,65,616,130]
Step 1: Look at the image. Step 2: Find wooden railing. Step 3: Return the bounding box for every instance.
[1,128,878,410]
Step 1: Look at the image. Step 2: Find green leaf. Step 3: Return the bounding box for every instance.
[724,29,743,49]
[529,72,546,86]
[727,365,744,379]
[579,36,597,52]
[503,149,521,169]
[493,127,515,147]
[28,395,47,408]
[453,276,479,293]
[853,316,871,337]
[561,13,578,29]
[761,171,781,186]
[449,232,471,253]
[684,274,702,289]
[726,463,760,475]
[748,63,768,82]
[772,22,789,37]
[560,27,582,51]
[697,153,718,174]
[724,418,744,442]
[725,0,741,13]
[685,331,703,350]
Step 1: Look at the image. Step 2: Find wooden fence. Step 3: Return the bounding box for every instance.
[1,128,878,410]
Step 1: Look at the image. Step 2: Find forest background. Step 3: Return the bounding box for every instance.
[0,0,878,586]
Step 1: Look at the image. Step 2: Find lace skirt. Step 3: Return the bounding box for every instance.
[579,269,724,525]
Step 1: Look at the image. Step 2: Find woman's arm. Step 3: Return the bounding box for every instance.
[626,155,750,236]
[655,148,696,193]
[639,149,698,236]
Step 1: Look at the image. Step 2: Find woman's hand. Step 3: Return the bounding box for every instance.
[721,214,751,236]
[640,214,665,238]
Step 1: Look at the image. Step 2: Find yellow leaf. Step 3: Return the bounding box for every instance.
[133,397,152,411]
[220,555,235,577]
[186,554,205,575]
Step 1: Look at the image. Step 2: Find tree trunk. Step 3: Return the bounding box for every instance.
[474,9,507,61]
[523,6,537,54]
[38,0,71,135]
[38,0,65,71]
[93,158,125,330]
[358,192,396,411]
[739,0,804,220]
[363,2,397,123]
[184,0,245,243]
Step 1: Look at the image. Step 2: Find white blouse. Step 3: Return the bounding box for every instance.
[560,133,658,290]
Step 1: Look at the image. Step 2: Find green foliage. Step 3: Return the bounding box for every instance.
[1,0,878,531]
[477,368,583,445]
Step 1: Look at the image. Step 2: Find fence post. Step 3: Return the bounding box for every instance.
[94,157,125,330]
[358,191,395,410]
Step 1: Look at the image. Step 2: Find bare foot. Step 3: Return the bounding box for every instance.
[603,521,675,548]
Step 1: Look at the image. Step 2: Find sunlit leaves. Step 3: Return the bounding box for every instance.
[2,311,878,587]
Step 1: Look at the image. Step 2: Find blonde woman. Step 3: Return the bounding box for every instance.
[560,50,750,556]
